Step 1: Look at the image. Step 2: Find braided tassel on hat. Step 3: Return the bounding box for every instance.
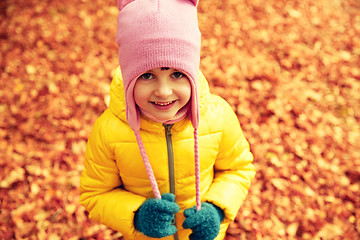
[134,131,161,200]
[133,128,201,211]
[194,128,201,210]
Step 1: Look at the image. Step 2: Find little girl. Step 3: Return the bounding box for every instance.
[79,0,255,239]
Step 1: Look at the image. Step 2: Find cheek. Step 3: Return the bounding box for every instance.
[184,87,191,102]
[133,84,147,105]
[180,82,192,102]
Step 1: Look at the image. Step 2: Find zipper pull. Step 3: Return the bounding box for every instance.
[163,124,173,137]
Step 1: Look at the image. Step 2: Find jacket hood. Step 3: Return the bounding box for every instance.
[109,67,210,132]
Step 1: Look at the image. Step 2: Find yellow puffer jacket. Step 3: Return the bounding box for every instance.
[80,67,255,240]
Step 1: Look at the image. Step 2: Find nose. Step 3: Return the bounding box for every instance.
[155,79,172,98]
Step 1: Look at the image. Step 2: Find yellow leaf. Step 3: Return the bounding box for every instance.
[65,204,77,214]
[26,65,36,75]
[0,167,25,188]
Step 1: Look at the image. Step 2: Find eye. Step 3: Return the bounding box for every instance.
[139,73,154,80]
[171,72,185,79]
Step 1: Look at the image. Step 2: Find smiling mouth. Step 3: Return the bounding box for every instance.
[152,101,175,106]
[150,100,177,110]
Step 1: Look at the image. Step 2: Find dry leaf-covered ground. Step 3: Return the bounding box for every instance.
[1,0,359,239]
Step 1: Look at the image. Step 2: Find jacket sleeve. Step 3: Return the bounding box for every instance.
[79,115,146,237]
[203,98,256,222]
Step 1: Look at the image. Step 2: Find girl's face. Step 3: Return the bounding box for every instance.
[134,67,191,122]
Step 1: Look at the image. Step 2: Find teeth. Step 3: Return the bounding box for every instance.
[154,101,173,106]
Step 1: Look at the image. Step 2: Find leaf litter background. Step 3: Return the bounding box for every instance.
[1,0,360,239]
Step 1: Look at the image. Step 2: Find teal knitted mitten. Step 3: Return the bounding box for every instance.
[134,193,180,238]
[182,202,225,240]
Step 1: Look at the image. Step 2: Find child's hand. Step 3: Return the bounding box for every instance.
[182,202,225,240]
[134,193,180,238]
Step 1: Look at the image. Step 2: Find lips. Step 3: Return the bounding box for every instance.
[153,101,174,106]
[150,100,176,110]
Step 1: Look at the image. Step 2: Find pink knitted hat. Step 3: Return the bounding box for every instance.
[116,0,202,210]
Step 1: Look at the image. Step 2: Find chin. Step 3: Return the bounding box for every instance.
[158,117,174,122]
[157,114,176,122]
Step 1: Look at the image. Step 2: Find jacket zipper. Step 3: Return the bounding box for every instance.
[164,124,179,240]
